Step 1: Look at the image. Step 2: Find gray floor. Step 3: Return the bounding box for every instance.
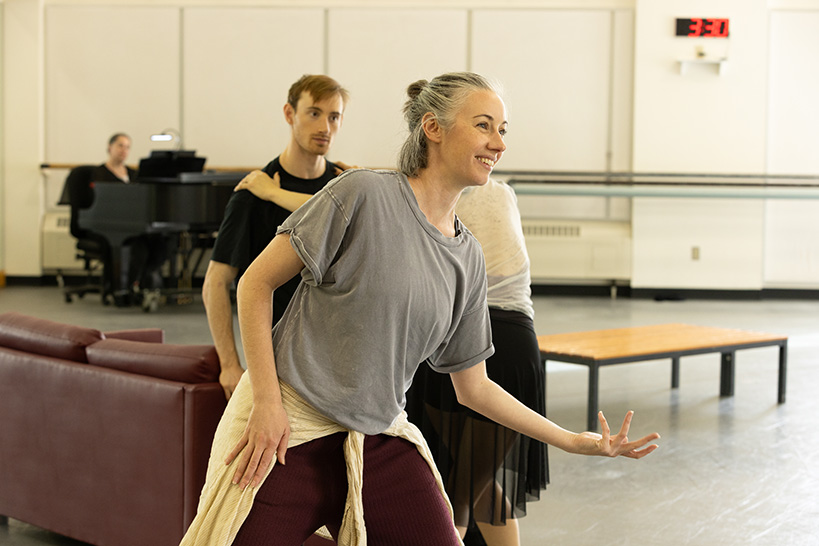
[1,285,818,545]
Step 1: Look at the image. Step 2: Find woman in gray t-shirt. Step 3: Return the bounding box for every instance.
[183,72,660,546]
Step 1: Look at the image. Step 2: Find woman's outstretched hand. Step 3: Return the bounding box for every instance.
[225,400,291,490]
[576,411,660,459]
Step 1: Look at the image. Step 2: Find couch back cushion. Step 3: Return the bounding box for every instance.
[86,338,220,383]
[0,312,102,362]
[103,328,165,343]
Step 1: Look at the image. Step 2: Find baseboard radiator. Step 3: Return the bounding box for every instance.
[522,219,632,283]
[41,211,85,272]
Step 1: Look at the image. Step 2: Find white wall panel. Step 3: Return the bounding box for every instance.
[182,8,325,168]
[3,0,42,275]
[632,198,764,289]
[471,10,612,171]
[327,9,468,168]
[632,0,769,173]
[609,9,634,171]
[767,11,819,175]
[764,201,819,287]
[764,11,819,287]
[45,6,181,164]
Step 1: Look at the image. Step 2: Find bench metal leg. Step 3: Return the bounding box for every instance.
[778,343,787,404]
[671,356,680,389]
[720,351,735,397]
[588,364,600,432]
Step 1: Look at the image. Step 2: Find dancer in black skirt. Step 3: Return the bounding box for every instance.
[407,178,547,546]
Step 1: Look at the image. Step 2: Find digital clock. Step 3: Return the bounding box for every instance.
[675,18,730,38]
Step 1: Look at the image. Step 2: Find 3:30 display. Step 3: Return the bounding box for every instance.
[675,18,730,38]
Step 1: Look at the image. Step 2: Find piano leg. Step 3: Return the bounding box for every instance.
[110,244,135,307]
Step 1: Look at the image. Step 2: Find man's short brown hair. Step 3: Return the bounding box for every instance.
[288,74,350,111]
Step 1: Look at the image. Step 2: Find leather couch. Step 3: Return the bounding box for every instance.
[0,311,227,546]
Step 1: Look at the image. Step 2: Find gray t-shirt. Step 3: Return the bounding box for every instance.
[273,169,494,434]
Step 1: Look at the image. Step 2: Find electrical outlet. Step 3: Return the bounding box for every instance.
[692,246,700,260]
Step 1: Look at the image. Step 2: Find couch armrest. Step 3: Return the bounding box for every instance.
[104,328,165,343]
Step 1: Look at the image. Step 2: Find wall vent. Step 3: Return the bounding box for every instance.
[522,219,632,282]
[522,223,581,238]
[42,211,84,271]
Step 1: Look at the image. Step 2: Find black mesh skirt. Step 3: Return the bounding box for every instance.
[406,307,549,534]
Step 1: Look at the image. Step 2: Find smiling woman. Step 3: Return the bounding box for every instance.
[399,73,506,181]
[179,72,659,546]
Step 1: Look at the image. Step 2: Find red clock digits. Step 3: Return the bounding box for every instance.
[704,18,729,38]
[688,18,703,37]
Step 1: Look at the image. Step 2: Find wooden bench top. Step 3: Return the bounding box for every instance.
[537,323,787,362]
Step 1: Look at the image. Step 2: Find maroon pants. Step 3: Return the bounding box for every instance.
[232,432,461,546]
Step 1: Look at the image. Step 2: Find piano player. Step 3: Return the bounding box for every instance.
[93,132,137,183]
[92,132,171,304]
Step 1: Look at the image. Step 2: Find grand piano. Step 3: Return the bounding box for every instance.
[78,153,245,307]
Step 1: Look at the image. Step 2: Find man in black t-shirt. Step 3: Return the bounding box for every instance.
[203,75,350,399]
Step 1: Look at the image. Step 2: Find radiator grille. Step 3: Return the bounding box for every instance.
[522,220,632,281]
[522,224,581,237]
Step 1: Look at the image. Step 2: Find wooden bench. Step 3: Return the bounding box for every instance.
[537,323,788,431]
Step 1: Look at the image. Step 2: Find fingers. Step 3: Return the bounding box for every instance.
[234,170,270,192]
[249,447,277,489]
[621,443,660,459]
[224,401,291,489]
[234,439,277,489]
[620,438,660,459]
[613,414,660,458]
[233,171,254,191]
[226,422,290,489]
[225,433,247,467]
[598,411,611,438]
[235,442,263,489]
[622,431,661,453]
[598,410,660,458]
[276,430,289,466]
[617,410,634,437]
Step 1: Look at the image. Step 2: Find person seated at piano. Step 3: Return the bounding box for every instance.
[202,74,352,400]
[93,133,137,183]
[93,132,170,302]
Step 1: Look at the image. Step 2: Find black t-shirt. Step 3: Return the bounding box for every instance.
[210,157,338,325]
[93,164,138,183]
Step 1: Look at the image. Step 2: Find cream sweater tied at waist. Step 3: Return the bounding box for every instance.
[179,373,462,546]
